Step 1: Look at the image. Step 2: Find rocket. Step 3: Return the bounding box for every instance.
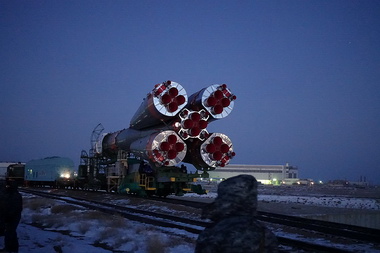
[94,81,236,171]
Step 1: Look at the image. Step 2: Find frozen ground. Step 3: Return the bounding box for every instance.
[258,194,380,210]
[183,192,380,210]
[0,193,196,253]
[1,188,379,253]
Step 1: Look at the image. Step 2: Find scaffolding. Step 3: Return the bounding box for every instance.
[106,150,128,192]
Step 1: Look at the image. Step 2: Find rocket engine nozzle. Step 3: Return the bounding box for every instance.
[200,133,235,167]
[154,81,187,113]
[183,133,235,169]
[130,81,188,130]
[130,130,186,167]
[177,108,209,141]
[188,84,236,121]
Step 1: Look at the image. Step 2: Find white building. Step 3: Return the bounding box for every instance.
[207,163,299,185]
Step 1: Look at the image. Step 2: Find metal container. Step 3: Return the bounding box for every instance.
[25,156,74,182]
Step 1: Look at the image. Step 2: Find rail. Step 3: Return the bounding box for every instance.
[20,188,380,252]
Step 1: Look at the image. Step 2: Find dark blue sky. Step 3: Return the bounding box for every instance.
[1,1,379,184]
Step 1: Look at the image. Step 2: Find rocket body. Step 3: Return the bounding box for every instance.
[95,81,236,170]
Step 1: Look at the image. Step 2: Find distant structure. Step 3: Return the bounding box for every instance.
[206,163,299,185]
[328,178,370,188]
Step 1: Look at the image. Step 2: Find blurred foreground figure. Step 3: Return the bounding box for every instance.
[195,175,278,253]
[0,181,6,237]
[2,180,22,253]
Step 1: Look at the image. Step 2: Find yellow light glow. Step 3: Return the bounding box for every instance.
[60,173,70,179]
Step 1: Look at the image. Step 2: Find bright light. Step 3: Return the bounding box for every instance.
[60,173,70,179]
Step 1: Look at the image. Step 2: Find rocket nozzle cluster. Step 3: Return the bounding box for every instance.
[202,133,236,168]
[188,84,236,121]
[178,109,209,140]
[129,81,188,130]
[205,85,234,115]
[154,81,187,113]
[99,81,237,170]
[149,131,186,167]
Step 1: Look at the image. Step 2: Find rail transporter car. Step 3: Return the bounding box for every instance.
[24,156,75,188]
[77,148,206,196]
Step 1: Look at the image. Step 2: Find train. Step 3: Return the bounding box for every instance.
[5,162,25,185]
[5,81,237,197]
[6,157,76,188]
[5,155,205,196]
[77,149,206,196]
[25,156,75,187]
[5,156,203,195]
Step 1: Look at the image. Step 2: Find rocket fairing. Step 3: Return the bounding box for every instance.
[96,81,237,170]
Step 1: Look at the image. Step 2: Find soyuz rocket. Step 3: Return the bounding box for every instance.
[94,81,236,171]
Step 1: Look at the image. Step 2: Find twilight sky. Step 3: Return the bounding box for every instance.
[1,1,379,184]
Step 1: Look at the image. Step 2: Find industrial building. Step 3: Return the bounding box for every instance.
[207,163,299,185]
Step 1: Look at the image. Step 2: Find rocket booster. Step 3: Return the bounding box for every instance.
[95,81,236,170]
[187,84,236,120]
[96,128,186,167]
[130,81,187,130]
[183,133,235,168]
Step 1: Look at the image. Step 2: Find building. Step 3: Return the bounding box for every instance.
[207,163,299,185]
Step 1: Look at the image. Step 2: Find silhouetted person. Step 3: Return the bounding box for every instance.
[195,175,278,253]
[181,164,187,173]
[3,180,22,253]
[0,180,6,237]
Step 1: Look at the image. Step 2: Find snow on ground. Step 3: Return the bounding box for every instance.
[183,191,380,210]
[258,194,380,210]
[2,189,379,253]
[0,193,196,253]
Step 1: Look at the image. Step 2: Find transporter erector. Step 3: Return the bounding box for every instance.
[79,81,236,196]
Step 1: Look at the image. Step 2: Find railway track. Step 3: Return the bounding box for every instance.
[20,188,380,252]
[155,195,380,243]
[21,188,205,234]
